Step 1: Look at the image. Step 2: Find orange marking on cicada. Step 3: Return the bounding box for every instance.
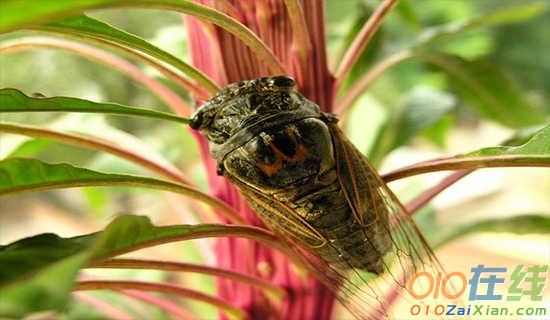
[255,128,310,177]
[256,158,284,177]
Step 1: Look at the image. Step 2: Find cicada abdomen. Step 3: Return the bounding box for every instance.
[191,76,452,319]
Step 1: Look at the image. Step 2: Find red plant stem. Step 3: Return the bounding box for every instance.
[164,192,218,263]
[89,258,285,300]
[334,0,400,89]
[0,122,192,185]
[29,33,212,103]
[121,290,199,320]
[302,0,334,112]
[382,155,550,182]
[335,50,413,114]
[406,169,474,214]
[0,37,193,115]
[185,2,337,319]
[74,280,246,320]
[73,292,133,320]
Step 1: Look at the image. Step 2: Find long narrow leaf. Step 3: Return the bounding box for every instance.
[1,36,192,115]
[0,214,280,317]
[383,125,550,182]
[0,215,280,288]
[467,124,550,156]
[90,258,284,301]
[75,280,245,320]
[0,122,190,185]
[334,0,398,86]
[34,15,219,94]
[0,88,189,124]
[0,158,243,223]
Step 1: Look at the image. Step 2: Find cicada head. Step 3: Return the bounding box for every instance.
[190,75,321,145]
[190,76,340,188]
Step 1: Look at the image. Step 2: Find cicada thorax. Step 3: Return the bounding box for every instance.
[190,76,392,274]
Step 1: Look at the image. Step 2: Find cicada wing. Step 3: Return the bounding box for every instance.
[327,123,462,318]
[226,176,328,248]
[226,175,394,318]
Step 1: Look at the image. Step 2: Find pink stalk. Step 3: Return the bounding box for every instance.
[165,192,218,264]
[333,0,400,90]
[73,292,134,320]
[121,290,199,320]
[90,258,285,301]
[75,280,246,320]
[382,154,550,182]
[283,0,312,63]
[335,50,413,114]
[0,122,191,185]
[185,1,336,319]
[406,169,474,214]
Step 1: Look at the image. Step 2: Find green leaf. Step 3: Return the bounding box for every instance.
[414,1,548,47]
[0,88,189,124]
[0,234,89,287]
[429,214,550,248]
[0,157,177,195]
[0,157,170,194]
[368,86,456,164]
[382,125,550,182]
[418,53,545,128]
[1,114,181,175]
[500,125,548,146]
[0,251,89,318]
[87,215,240,259]
[0,232,91,317]
[0,215,256,318]
[35,15,218,94]
[0,120,188,184]
[466,124,550,157]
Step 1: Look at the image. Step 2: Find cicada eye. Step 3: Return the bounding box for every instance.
[189,111,204,130]
[271,76,295,88]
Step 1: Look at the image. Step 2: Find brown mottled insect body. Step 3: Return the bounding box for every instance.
[191,76,392,274]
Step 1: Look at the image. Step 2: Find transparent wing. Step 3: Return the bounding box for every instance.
[325,123,461,319]
[227,176,327,248]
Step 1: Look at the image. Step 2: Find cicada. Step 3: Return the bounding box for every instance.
[190,76,450,319]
